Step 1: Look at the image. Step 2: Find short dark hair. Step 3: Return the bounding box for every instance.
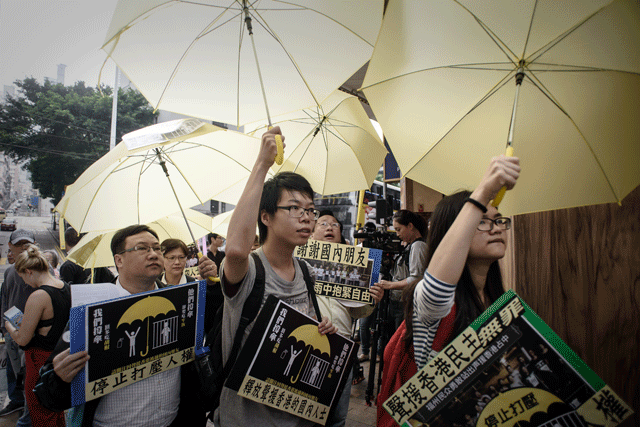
[258,172,314,243]
[207,233,221,244]
[64,227,84,247]
[161,239,189,256]
[111,225,159,256]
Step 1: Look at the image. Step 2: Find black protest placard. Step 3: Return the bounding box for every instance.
[295,239,382,304]
[384,291,633,427]
[227,295,358,425]
[70,281,206,406]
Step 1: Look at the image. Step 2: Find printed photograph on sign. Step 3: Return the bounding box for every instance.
[226,295,358,425]
[295,239,382,305]
[384,292,633,427]
[69,281,206,406]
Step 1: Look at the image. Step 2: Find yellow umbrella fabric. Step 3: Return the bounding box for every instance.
[101,0,382,128]
[117,296,177,328]
[67,208,214,269]
[244,91,388,195]
[361,0,640,215]
[288,324,330,356]
[55,119,265,233]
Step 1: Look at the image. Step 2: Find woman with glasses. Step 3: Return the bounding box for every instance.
[376,156,519,427]
[160,239,196,286]
[404,155,520,369]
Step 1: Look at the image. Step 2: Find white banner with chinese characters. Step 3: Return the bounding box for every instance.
[295,240,382,305]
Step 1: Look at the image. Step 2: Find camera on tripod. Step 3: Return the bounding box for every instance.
[353,199,404,405]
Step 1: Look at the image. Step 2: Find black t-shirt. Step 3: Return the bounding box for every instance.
[206,250,226,271]
[59,260,115,284]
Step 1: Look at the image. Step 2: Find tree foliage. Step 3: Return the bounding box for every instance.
[0,78,157,204]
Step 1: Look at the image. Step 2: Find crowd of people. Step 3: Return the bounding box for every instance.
[0,126,520,426]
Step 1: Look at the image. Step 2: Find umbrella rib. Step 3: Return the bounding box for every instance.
[403,74,516,178]
[520,0,539,59]
[360,63,516,91]
[526,2,613,64]
[75,153,154,231]
[236,5,244,128]
[453,0,518,64]
[155,3,239,112]
[246,4,322,107]
[271,0,375,47]
[524,72,621,202]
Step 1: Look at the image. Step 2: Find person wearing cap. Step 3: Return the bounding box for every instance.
[0,229,37,424]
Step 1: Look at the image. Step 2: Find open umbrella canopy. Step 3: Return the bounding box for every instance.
[102,0,383,127]
[55,118,263,233]
[245,91,387,195]
[67,208,214,268]
[362,0,640,215]
[209,209,259,239]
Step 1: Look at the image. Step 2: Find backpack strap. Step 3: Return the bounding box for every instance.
[297,259,322,320]
[222,251,266,376]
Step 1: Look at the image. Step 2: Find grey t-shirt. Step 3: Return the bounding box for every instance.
[214,247,316,427]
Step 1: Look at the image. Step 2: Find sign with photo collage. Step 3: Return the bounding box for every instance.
[384,291,633,427]
[227,295,358,425]
[69,281,207,406]
[295,239,382,305]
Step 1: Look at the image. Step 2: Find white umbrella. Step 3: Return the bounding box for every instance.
[55,118,266,234]
[101,0,382,128]
[245,90,388,195]
[67,208,214,268]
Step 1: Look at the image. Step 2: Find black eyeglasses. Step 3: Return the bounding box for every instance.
[477,217,511,232]
[119,244,163,255]
[277,206,320,220]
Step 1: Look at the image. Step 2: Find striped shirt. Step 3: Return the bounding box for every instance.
[412,270,457,369]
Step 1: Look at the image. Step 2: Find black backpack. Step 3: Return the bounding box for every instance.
[195,252,320,415]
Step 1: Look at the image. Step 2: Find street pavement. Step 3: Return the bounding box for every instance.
[0,214,379,427]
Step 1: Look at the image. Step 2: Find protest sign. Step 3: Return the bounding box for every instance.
[70,281,207,406]
[227,295,358,425]
[295,239,382,305]
[384,291,633,427]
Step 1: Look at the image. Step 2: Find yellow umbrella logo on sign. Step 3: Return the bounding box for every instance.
[117,296,177,357]
[288,324,330,384]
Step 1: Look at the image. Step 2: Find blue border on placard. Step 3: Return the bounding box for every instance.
[69,304,86,407]
[368,248,383,286]
[194,280,208,355]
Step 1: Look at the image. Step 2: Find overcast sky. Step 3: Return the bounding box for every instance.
[0,0,120,91]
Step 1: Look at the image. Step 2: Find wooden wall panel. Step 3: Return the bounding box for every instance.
[513,185,640,426]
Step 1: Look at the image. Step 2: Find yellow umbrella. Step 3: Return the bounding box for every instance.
[67,208,214,269]
[244,91,388,195]
[55,118,263,234]
[117,295,177,357]
[361,0,640,215]
[101,1,382,129]
[288,324,330,384]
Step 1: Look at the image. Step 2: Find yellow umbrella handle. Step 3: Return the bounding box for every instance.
[274,134,284,165]
[491,145,514,207]
[198,252,220,283]
[268,126,284,165]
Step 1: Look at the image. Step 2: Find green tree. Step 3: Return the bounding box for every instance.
[0,77,157,205]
